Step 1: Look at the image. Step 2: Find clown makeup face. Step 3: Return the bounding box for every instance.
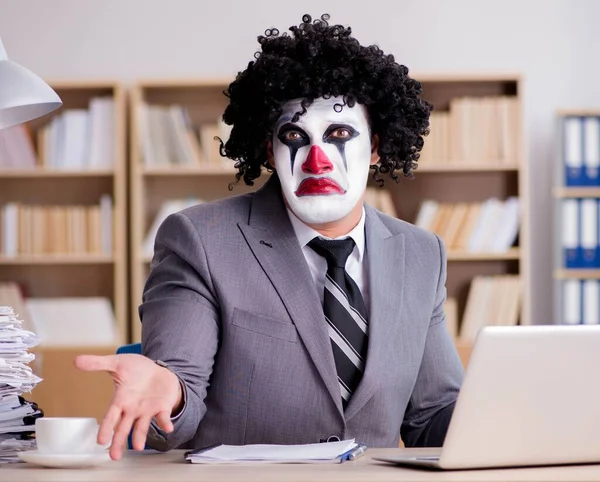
[272,97,374,225]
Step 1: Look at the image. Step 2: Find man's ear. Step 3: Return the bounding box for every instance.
[370,134,380,166]
[267,140,275,169]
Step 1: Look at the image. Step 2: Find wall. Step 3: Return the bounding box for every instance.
[1,0,599,324]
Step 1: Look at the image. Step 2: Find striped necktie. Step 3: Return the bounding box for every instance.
[308,237,369,409]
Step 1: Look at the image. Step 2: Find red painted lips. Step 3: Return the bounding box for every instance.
[295,177,345,197]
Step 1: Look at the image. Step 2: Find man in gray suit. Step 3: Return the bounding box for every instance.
[76,13,463,461]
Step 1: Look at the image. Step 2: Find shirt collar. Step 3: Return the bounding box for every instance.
[286,206,366,261]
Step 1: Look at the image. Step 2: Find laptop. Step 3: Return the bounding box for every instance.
[374,324,600,470]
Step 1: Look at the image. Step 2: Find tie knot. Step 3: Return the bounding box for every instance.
[308,237,356,269]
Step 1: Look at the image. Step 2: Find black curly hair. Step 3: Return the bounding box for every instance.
[221,13,431,188]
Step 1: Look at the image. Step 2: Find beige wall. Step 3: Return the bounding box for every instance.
[1,0,599,324]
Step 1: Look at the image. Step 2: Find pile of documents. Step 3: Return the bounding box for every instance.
[186,439,364,464]
[0,306,42,463]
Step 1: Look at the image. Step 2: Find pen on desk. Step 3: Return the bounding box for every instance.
[348,444,367,461]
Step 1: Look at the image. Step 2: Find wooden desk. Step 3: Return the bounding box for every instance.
[4,448,600,482]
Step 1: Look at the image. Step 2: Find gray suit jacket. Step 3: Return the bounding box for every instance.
[140,173,463,451]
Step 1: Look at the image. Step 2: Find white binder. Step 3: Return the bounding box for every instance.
[584,116,600,185]
[582,280,600,325]
[563,279,581,325]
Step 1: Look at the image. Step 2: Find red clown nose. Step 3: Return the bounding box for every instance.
[301,145,334,174]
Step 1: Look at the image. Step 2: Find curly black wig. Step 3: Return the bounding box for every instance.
[221,13,431,187]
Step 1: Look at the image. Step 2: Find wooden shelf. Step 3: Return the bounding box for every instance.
[0,81,128,356]
[554,187,600,198]
[556,109,600,117]
[416,163,520,173]
[136,78,233,88]
[0,254,114,265]
[141,166,236,176]
[447,248,520,261]
[130,80,241,343]
[130,75,529,342]
[416,72,523,83]
[0,169,114,178]
[554,269,600,280]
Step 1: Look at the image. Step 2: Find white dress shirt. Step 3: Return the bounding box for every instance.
[286,207,370,314]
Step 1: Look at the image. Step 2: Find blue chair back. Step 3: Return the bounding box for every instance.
[116,343,142,355]
[116,343,143,449]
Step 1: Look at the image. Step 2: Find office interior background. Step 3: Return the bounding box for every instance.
[0,0,598,419]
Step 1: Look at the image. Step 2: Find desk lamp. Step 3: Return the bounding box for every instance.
[0,36,62,129]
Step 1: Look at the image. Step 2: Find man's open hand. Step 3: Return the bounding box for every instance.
[74,354,182,460]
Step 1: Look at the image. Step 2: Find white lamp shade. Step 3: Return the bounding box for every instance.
[0,38,62,129]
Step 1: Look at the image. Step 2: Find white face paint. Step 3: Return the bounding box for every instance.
[272,97,372,225]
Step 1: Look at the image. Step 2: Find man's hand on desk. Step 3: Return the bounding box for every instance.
[74,354,183,461]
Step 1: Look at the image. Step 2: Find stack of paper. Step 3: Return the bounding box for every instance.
[186,439,360,464]
[0,306,42,463]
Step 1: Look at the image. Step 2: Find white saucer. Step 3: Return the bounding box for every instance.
[18,449,111,468]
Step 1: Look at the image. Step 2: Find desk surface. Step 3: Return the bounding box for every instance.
[4,448,600,482]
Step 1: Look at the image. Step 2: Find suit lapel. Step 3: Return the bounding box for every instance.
[344,207,406,422]
[238,174,344,418]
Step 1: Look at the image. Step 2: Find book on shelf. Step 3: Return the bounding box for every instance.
[32,96,115,171]
[138,102,232,170]
[562,115,600,186]
[0,195,113,257]
[143,198,203,258]
[0,282,120,347]
[418,95,520,165]
[459,275,521,343]
[0,125,37,170]
[562,279,600,325]
[26,297,117,347]
[414,197,519,253]
[199,122,231,168]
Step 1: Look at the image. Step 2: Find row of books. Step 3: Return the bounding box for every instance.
[415,197,519,252]
[0,125,37,170]
[0,283,117,347]
[137,103,231,168]
[561,198,600,269]
[0,196,113,257]
[0,97,115,170]
[562,116,600,186]
[562,279,600,325]
[446,275,521,342]
[419,96,520,165]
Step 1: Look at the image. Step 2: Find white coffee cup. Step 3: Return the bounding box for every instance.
[35,417,101,455]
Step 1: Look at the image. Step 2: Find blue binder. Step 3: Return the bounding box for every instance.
[583,116,600,186]
[564,117,585,186]
[563,199,580,268]
[580,198,599,268]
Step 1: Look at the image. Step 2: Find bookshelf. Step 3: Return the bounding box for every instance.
[0,81,126,419]
[129,80,267,342]
[372,74,529,347]
[0,81,127,342]
[129,76,529,363]
[553,110,600,326]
